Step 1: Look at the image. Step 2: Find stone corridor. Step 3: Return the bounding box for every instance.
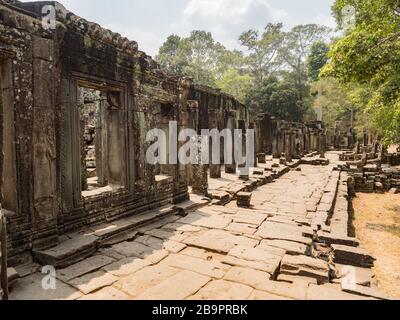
[8,152,387,300]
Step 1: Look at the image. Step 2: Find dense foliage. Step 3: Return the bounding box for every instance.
[156,1,400,144]
[156,24,328,122]
[322,0,400,143]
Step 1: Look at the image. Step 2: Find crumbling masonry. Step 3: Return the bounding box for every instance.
[0,1,327,266]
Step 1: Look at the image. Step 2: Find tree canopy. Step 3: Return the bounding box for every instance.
[322,0,400,143]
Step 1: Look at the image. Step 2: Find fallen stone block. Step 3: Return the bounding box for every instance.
[257,153,266,164]
[335,263,374,287]
[341,283,390,300]
[307,284,374,300]
[280,255,330,285]
[253,169,264,176]
[332,244,375,268]
[318,232,359,247]
[237,192,252,208]
[209,191,231,205]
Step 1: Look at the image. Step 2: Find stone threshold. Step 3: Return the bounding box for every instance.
[32,205,179,269]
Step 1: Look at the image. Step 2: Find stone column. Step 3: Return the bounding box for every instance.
[225,112,237,174]
[285,131,292,162]
[363,128,368,147]
[271,119,279,158]
[192,136,208,196]
[32,44,58,250]
[186,101,199,185]
[209,109,221,178]
[319,132,326,158]
[249,122,258,167]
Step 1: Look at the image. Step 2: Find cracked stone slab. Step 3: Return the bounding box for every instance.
[115,265,180,298]
[228,246,283,265]
[259,240,311,256]
[111,241,154,258]
[58,255,115,282]
[225,222,257,235]
[255,223,312,246]
[79,287,130,300]
[178,213,232,229]
[163,240,187,253]
[183,229,259,254]
[134,235,164,250]
[224,267,308,300]
[145,228,187,242]
[103,257,151,277]
[162,223,204,233]
[9,273,82,300]
[188,280,253,300]
[277,274,318,286]
[222,255,278,275]
[307,284,375,300]
[162,254,228,279]
[232,211,269,226]
[134,270,211,300]
[68,271,118,294]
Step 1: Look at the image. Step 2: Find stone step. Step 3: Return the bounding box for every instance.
[175,197,210,215]
[33,205,177,268]
[90,205,176,244]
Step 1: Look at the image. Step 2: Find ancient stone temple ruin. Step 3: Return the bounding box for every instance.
[5,1,398,302]
[0,0,329,268]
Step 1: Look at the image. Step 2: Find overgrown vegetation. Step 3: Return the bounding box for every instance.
[156,1,400,143]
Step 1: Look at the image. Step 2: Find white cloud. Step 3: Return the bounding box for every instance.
[179,0,289,50]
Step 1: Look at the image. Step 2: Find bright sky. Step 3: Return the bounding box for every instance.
[26,0,337,57]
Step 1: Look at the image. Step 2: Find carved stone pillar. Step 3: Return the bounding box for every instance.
[209,109,221,178]
[225,112,237,174]
[192,136,208,196]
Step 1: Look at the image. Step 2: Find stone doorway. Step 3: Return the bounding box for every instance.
[75,83,126,199]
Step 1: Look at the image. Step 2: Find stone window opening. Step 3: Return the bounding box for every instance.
[0,57,18,214]
[77,85,125,198]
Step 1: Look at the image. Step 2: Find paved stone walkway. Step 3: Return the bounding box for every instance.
[9,154,385,300]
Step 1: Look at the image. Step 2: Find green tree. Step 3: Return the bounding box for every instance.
[215,68,252,102]
[239,23,285,83]
[156,35,185,75]
[311,77,353,129]
[307,41,330,81]
[279,25,330,102]
[245,75,307,122]
[156,31,229,86]
[322,0,400,143]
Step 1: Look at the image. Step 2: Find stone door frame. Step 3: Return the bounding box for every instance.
[65,72,130,210]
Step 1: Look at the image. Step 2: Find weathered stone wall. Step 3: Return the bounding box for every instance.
[0,1,329,264]
[256,113,327,160]
[0,1,193,263]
